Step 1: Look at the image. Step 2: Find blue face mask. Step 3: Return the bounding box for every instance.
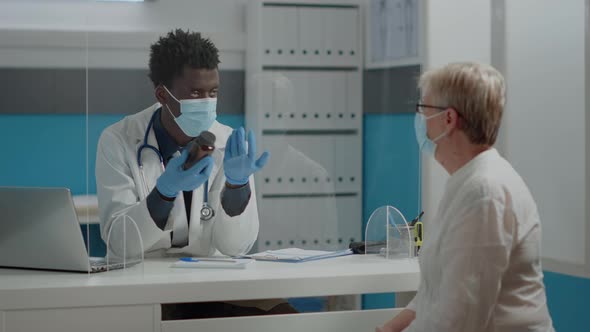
[414,112,447,156]
[163,86,217,137]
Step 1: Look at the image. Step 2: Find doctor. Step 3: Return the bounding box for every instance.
[96,29,268,259]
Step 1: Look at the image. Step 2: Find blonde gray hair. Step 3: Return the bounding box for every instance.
[419,62,506,145]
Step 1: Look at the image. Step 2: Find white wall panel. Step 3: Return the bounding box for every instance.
[422,0,492,239]
[502,0,587,275]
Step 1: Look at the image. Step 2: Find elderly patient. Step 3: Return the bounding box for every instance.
[378,62,554,332]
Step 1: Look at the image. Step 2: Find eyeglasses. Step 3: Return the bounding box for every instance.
[415,103,448,115]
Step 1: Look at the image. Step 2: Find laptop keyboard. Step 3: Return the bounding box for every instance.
[90,259,139,272]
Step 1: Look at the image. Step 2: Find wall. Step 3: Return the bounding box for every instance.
[421,0,492,235]
[545,271,590,332]
[500,1,590,330]
[0,0,247,70]
[0,0,247,33]
[502,0,587,274]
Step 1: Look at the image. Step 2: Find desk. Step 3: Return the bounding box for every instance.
[0,255,419,332]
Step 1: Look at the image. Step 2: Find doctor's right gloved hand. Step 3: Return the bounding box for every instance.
[156,149,214,199]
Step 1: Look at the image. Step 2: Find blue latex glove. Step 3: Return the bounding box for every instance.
[224,127,270,185]
[156,149,214,198]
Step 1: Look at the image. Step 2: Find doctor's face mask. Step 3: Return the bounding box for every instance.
[163,85,217,137]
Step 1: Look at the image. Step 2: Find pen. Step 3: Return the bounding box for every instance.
[179,257,238,263]
[410,211,424,226]
[180,257,199,262]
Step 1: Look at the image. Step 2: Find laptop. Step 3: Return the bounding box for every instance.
[0,187,139,273]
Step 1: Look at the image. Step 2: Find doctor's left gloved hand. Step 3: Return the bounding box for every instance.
[223,127,270,186]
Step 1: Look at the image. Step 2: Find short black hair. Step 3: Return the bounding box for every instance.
[148,29,220,88]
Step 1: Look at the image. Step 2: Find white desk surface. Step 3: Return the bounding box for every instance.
[0,255,419,311]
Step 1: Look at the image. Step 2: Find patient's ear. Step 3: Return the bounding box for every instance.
[446,108,461,130]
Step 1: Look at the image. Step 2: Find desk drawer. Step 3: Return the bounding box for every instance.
[3,305,157,332]
[161,308,402,332]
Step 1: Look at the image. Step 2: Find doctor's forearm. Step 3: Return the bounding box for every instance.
[146,187,174,230]
[220,182,251,217]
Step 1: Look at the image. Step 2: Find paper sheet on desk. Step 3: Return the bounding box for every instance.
[171,259,253,269]
[247,248,353,262]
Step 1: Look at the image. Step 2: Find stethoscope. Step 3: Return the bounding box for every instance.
[137,111,215,221]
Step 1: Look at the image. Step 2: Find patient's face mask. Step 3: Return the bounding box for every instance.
[414,111,448,156]
[163,86,217,137]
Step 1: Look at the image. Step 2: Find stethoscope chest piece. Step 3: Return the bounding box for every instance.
[200,203,215,221]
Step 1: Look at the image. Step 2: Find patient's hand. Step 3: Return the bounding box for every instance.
[376,309,416,332]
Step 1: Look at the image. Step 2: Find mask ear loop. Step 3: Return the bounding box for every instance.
[418,136,423,220]
[165,103,178,120]
[426,110,449,143]
[162,85,181,103]
[431,128,449,143]
[161,85,181,119]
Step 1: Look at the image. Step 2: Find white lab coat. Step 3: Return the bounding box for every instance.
[405,149,554,332]
[96,103,259,258]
